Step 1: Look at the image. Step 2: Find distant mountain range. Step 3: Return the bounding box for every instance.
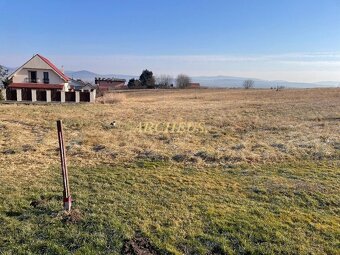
[191,76,340,88]
[65,70,138,82]
[3,66,340,88]
[65,70,340,88]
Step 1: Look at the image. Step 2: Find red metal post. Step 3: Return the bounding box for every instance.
[57,120,72,211]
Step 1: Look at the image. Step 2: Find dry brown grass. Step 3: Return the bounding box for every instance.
[96,92,127,104]
[0,88,339,172]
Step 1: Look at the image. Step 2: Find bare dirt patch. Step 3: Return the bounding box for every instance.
[123,234,158,255]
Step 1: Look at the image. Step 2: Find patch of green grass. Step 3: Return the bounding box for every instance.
[0,160,339,254]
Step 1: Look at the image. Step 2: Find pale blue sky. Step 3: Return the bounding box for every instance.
[1,0,340,82]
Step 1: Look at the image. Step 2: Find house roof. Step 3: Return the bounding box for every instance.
[69,79,96,89]
[8,83,64,89]
[8,54,69,82]
[188,83,200,87]
[37,54,69,81]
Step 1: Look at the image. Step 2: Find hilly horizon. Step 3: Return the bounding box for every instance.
[65,70,340,89]
[3,66,340,88]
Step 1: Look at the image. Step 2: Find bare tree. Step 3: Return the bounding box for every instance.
[243,79,254,89]
[0,65,8,89]
[0,65,8,78]
[156,74,173,88]
[176,74,191,89]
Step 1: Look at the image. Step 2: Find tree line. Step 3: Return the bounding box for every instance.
[127,69,192,89]
[1,64,260,90]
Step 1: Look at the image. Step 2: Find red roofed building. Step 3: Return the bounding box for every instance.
[7,54,70,92]
[95,77,127,91]
[187,83,201,89]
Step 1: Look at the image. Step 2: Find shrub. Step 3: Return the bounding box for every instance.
[243,79,254,89]
[0,90,4,101]
[96,93,126,104]
[96,88,106,98]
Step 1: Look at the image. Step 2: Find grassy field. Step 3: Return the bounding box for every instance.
[0,88,339,254]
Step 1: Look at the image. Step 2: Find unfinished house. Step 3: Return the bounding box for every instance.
[3,54,95,103]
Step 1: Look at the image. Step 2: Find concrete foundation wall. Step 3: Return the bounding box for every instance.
[2,88,95,103]
[31,89,37,102]
[60,91,65,103]
[46,90,51,102]
[90,90,96,103]
[75,91,80,103]
[0,89,6,100]
[16,89,22,102]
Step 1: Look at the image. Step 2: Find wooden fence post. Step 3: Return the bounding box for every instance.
[57,120,72,211]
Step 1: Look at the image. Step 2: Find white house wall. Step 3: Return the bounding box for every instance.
[23,55,53,70]
[13,68,65,84]
[11,55,69,90]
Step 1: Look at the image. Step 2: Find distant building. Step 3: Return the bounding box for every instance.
[69,79,96,92]
[188,83,201,88]
[95,77,126,91]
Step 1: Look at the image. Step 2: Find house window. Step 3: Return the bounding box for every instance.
[29,71,37,83]
[43,72,49,84]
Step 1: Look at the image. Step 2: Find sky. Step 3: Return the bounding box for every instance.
[0,0,340,82]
